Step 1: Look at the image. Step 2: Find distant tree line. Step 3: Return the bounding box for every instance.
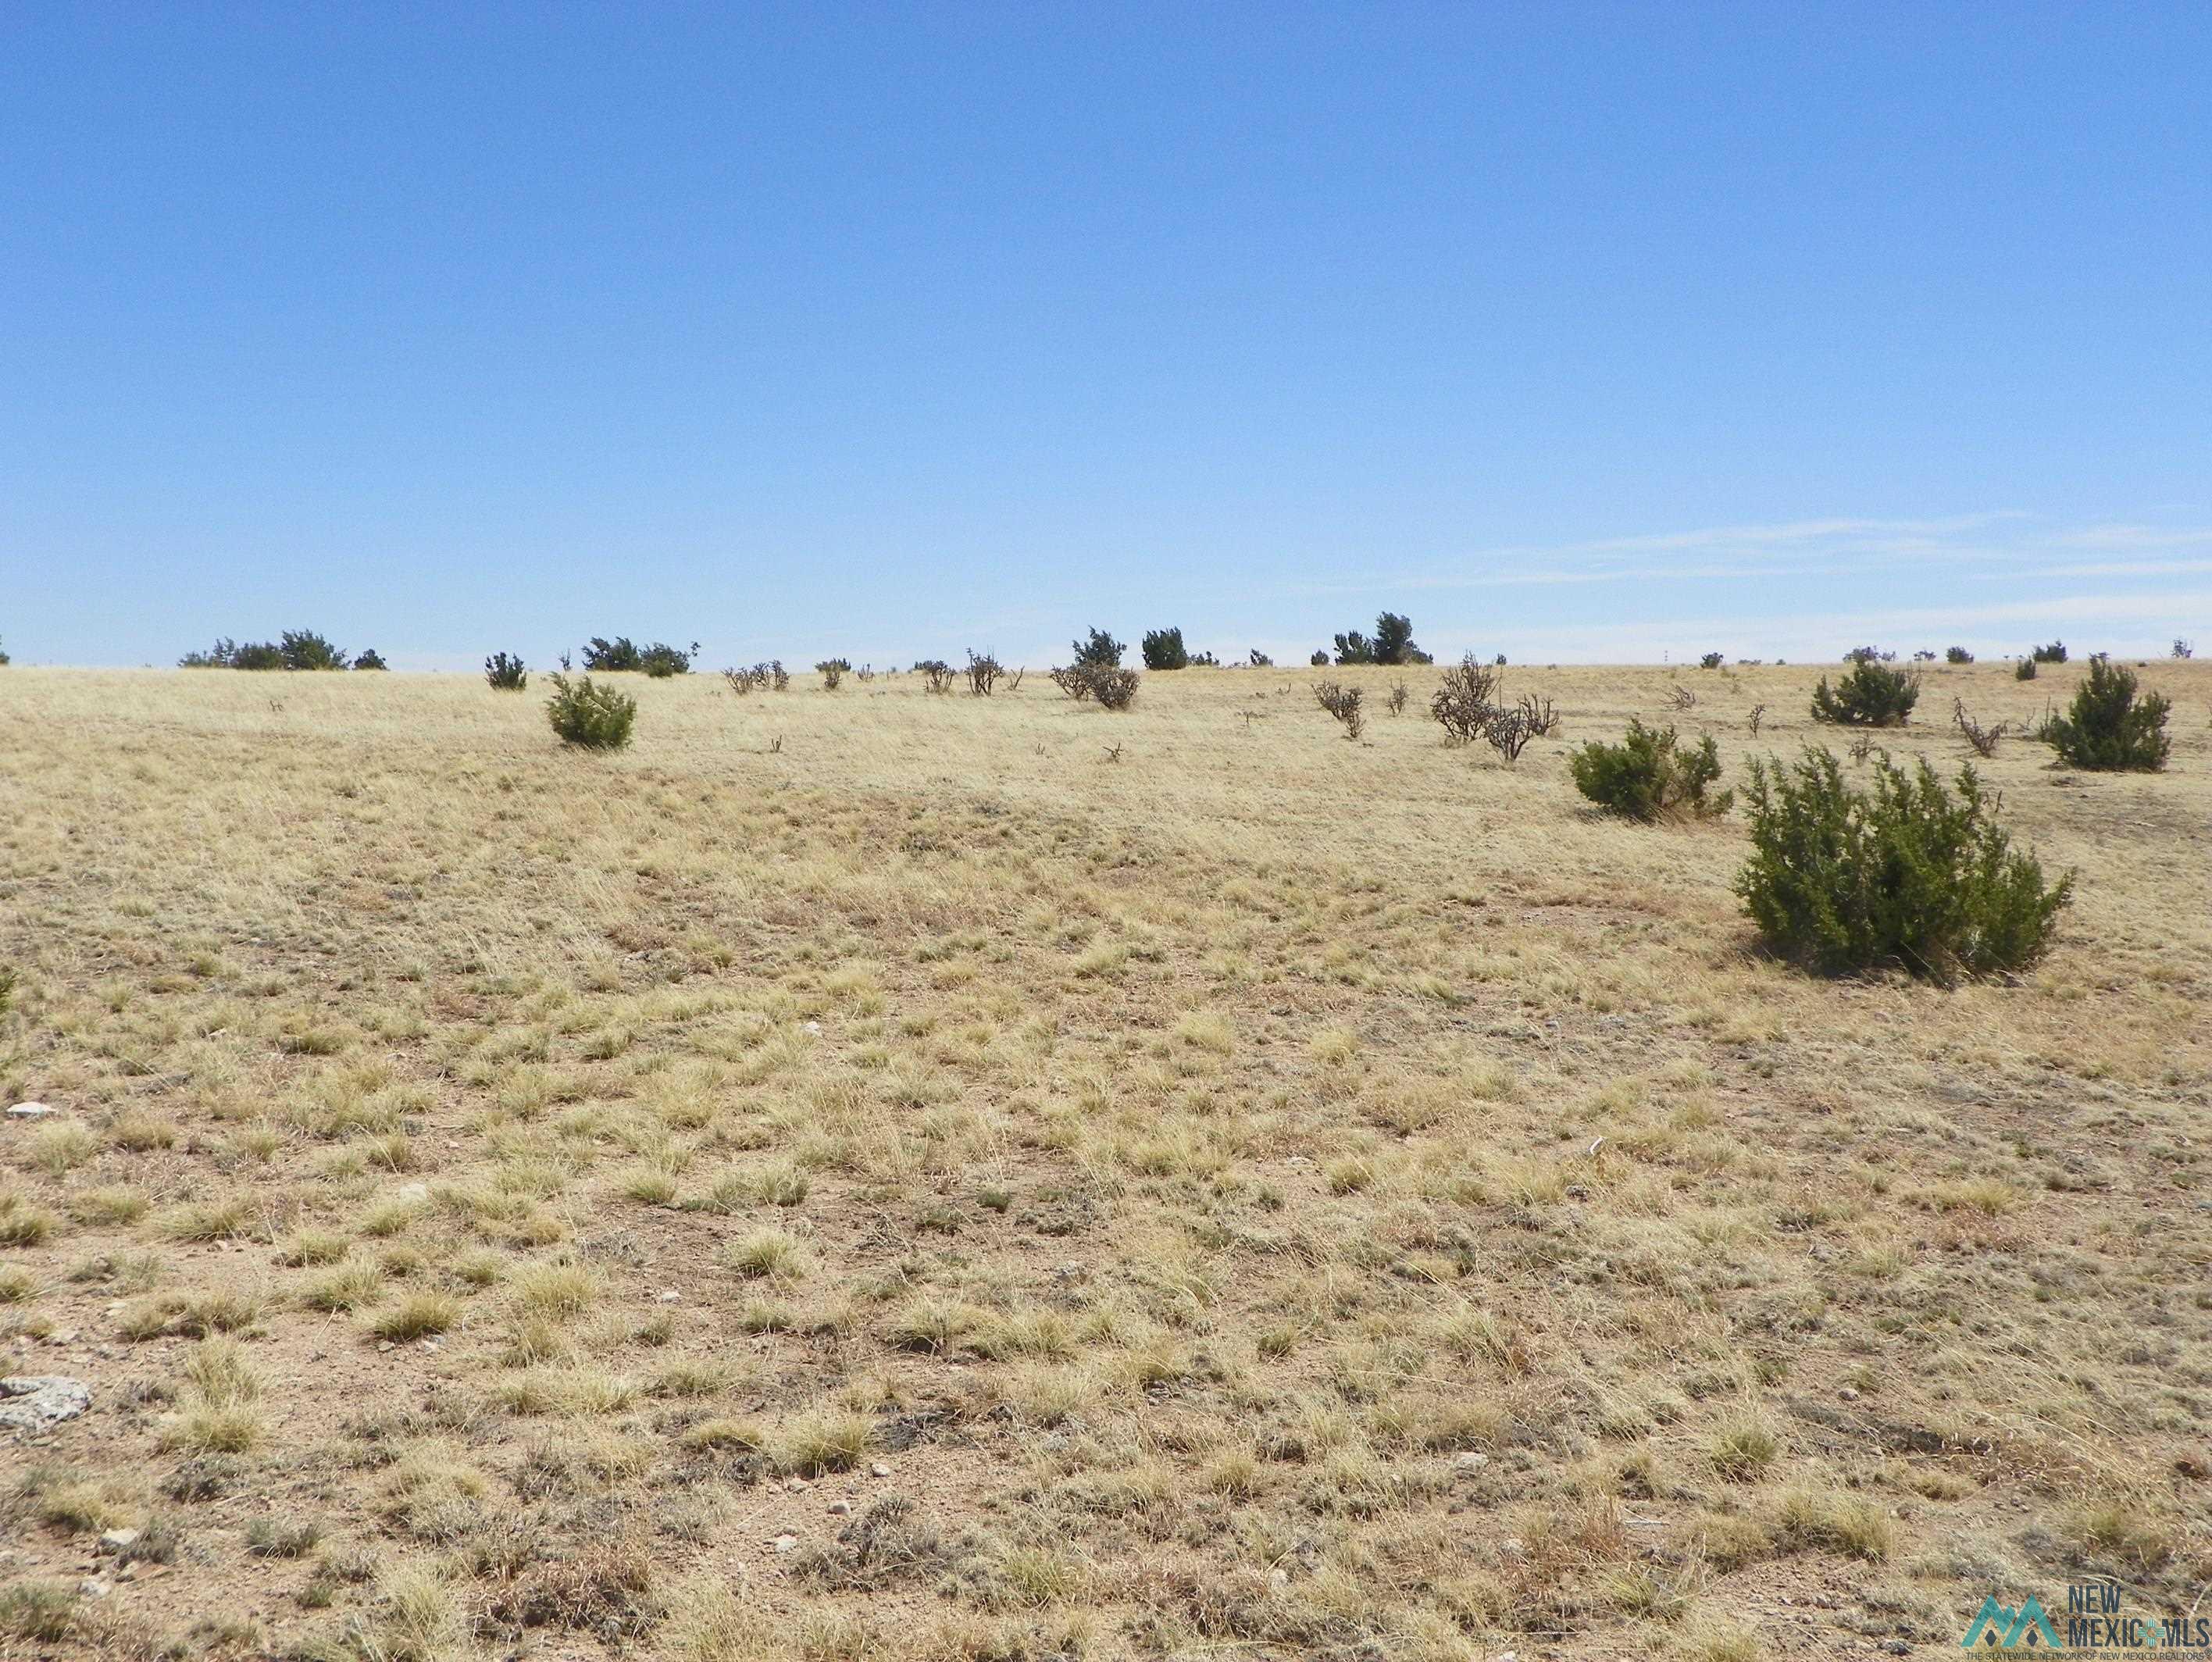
[180,630,384,670]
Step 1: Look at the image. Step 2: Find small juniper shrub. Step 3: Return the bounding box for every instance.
[1071,629,1123,667]
[544,672,637,751]
[1700,651,1725,669]
[2175,638,2195,660]
[1811,659,1921,726]
[1312,681,1364,740]
[914,660,956,694]
[1308,650,1329,667]
[2031,640,2068,664]
[1247,650,1273,667]
[485,653,528,691]
[1733,747,2072,979]
[637,641,697,678]
[2014,657,2038,681]
[1946,646,1975,665]
[580,637,640,671]
[2041,654,2171,771]
[816,658,851,690]
[1140,627,1190,670]
[1843,645,1892,665]
[1570,721,1729,822]
[1951,697,2008,758]
[351,649,387,670]
[964,651,1004,695]
[1747,704,1765,736]
[278,629,348,670]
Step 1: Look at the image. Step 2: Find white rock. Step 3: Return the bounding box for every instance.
[869,1462,891,1478]
[78,1577,112,1599]
[6,1102,56,1119]
[1454,1452,1489,1471]
[98,1528,139,1554]
[0,1376,92,1432]
[772,1533,797,1553]
[657,1290,681,1304]
[827,1500,851,1517]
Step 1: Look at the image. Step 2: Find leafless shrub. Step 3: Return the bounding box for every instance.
[915,660,956,694]
[1387,680,1410,716]
[965,651,1003,696]
[1747,703,1766,736]
[1312,681,1364,740]
[1516,691,1559,737]
[1051,663,1138,709]
[1005,667,1023,692]
[1667,684,1698,712]
[1952,697,2008,758]
[722,662,788,694]
[1429,654,1500,744]
[1486,707,1535,761]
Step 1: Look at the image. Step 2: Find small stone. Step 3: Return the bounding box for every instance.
[869,1462,891,1478]
[785,1478,811,1493]
[98,1528,139,1554]
[78,1578,112,1599]
[377,1340,395,1353]
[1500,1536,1526,1559]
[1454,1452,1489,1471]
[657,1290,681,1304]
[7,1102,57,1119]
[827,1501,851,1517]
[0,1376,92,1433]
[804,1022,821,1034]
[1839,1387,1860,1402]
[772,1533,797,1553]
[1268,1567,1289,1589]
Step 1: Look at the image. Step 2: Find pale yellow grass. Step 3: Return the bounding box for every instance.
[0,656,2208,1659]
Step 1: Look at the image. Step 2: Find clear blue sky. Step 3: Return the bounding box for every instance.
[5,4,2207,669]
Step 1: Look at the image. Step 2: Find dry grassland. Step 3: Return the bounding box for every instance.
[2,657,2210,1660]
